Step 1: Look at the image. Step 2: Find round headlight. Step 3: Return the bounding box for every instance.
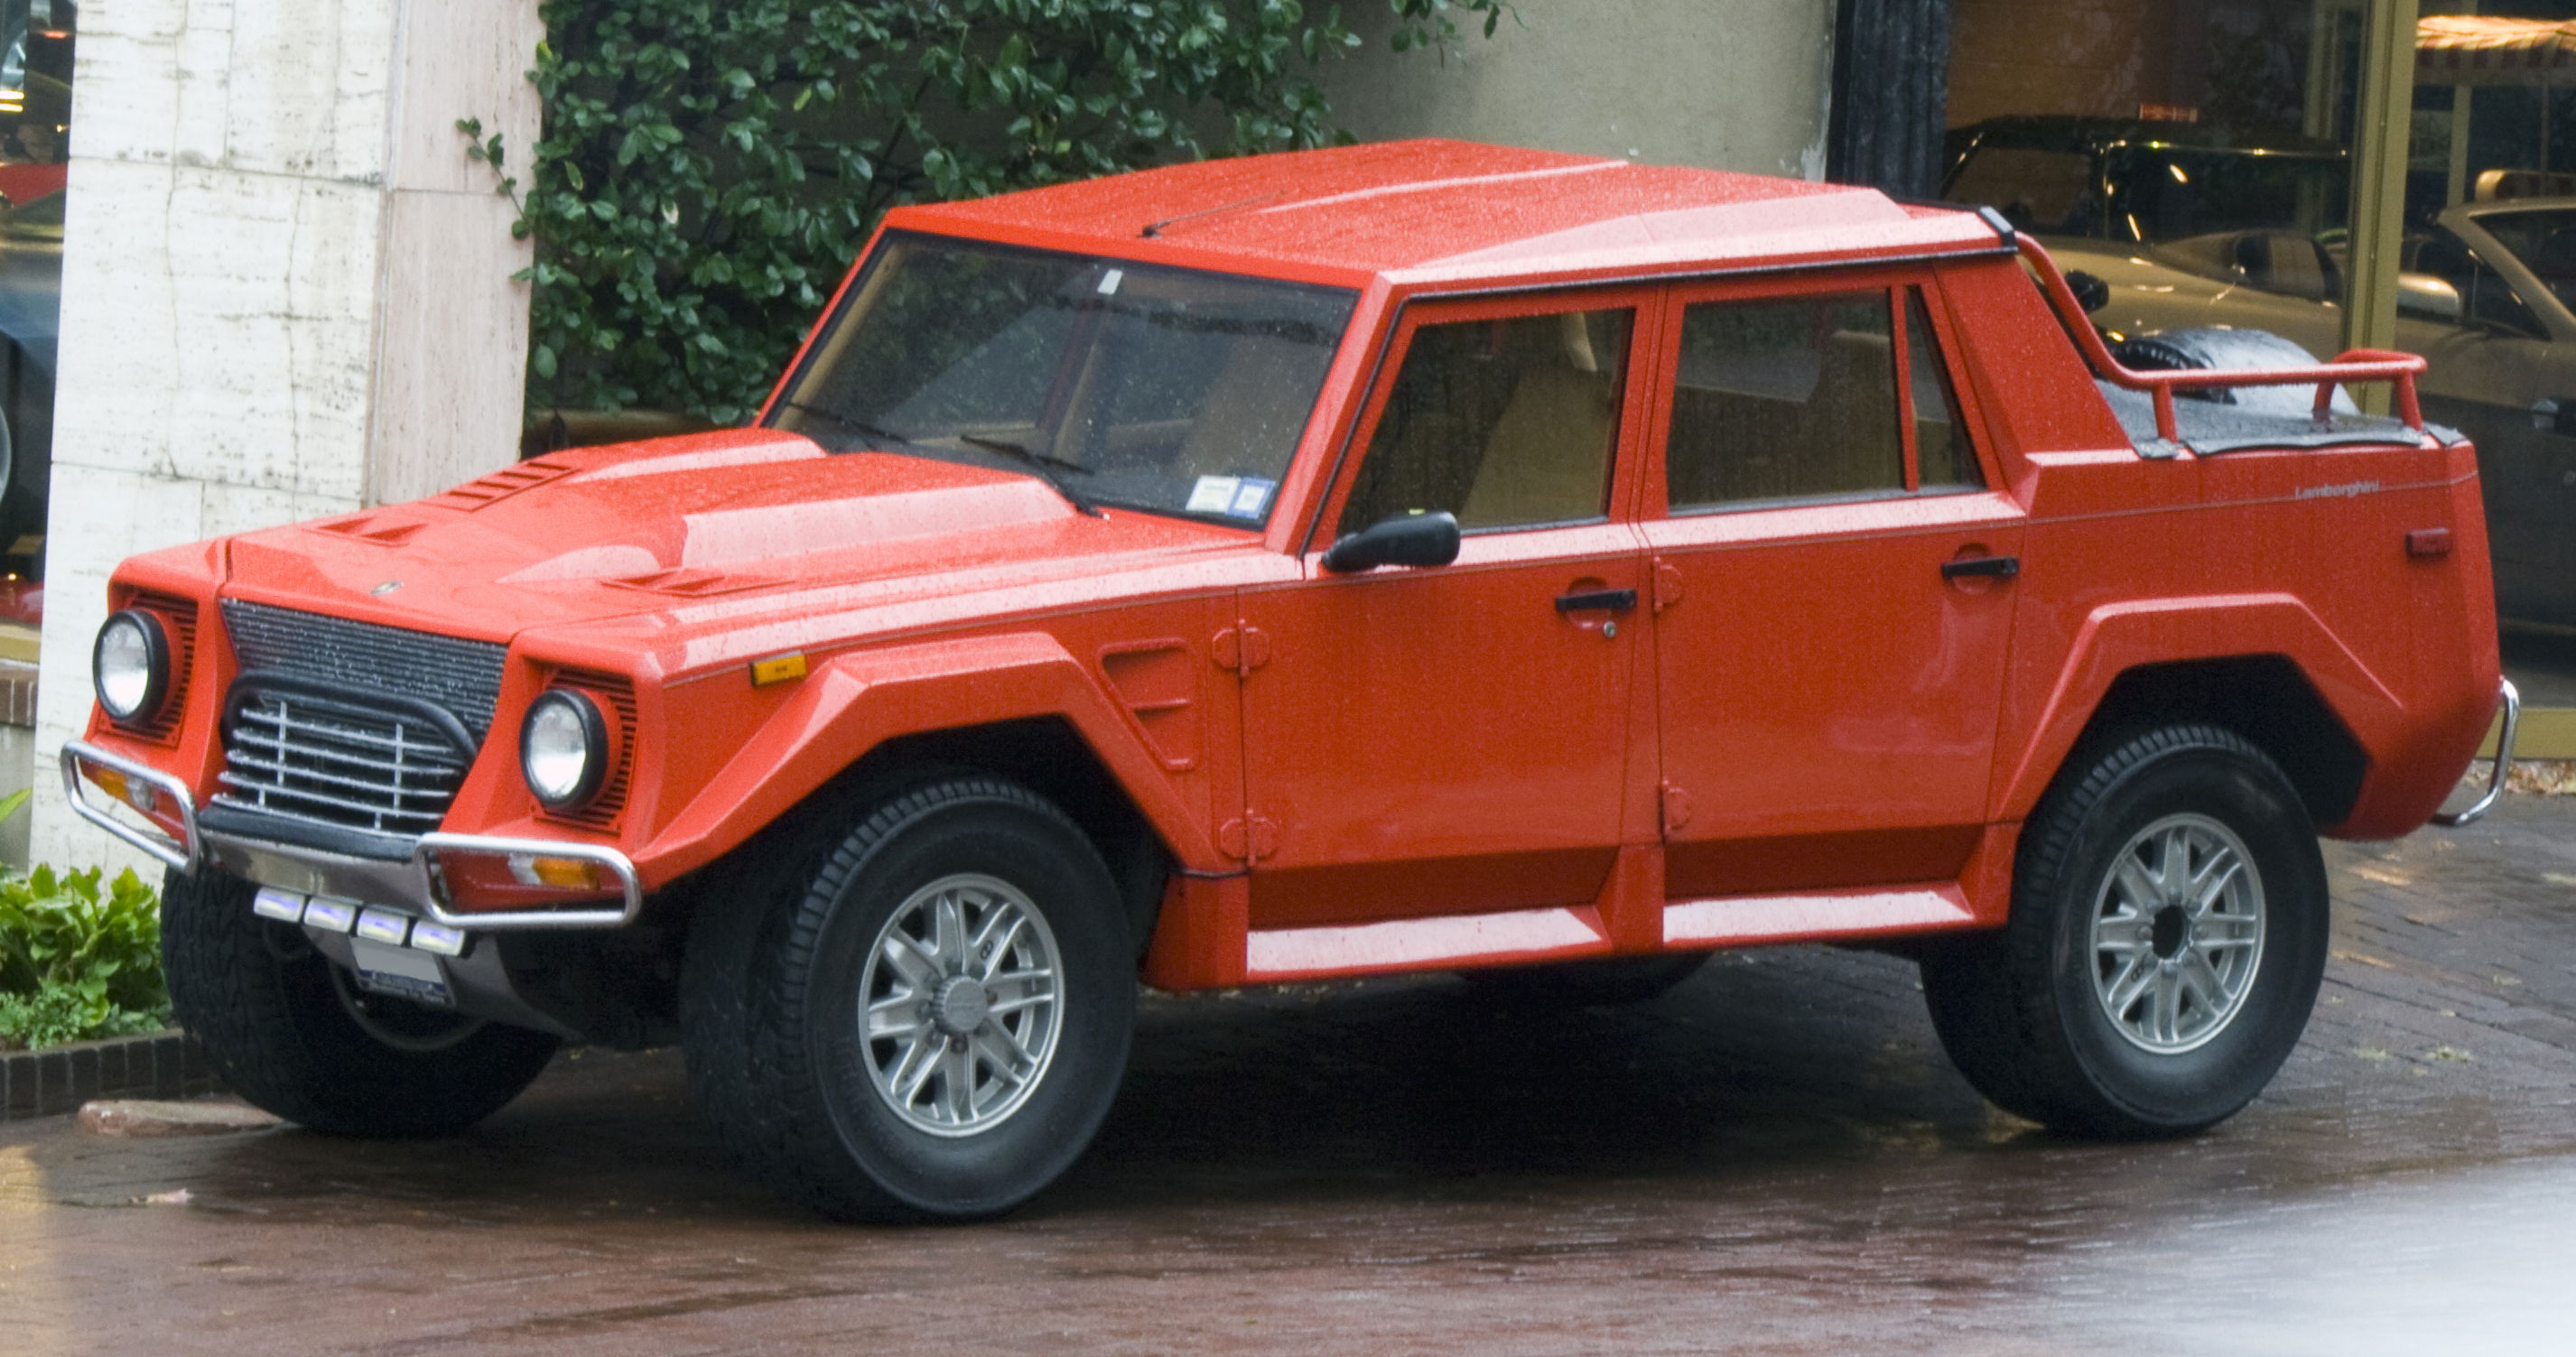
[93,609,171,725]
[521,689,610,809]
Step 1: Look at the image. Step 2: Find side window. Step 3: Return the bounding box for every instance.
[1666,291,1905,509]
[1906,292,1985,491]
[1337,308,1632,534]
[2414,232,2546,339]
[1666,286,1985,512]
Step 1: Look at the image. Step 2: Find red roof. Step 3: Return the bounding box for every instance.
[891,139,2000,287]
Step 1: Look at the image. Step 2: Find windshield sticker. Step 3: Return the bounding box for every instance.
[1097,268,1124,296]
[1186,475,1242,515]
[1229,478,1275,518]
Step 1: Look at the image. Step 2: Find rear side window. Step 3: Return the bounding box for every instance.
[1337,309,1633,534]
[1665,286,1983,513]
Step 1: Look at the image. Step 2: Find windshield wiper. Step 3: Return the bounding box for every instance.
[956,434,1106,518]
[777,399,911,451]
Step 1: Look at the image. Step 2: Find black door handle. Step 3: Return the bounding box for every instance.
[1555,588,1639,614]
[1940,555,2020,581]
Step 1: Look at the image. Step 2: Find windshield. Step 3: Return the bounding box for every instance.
[769,233,1357,527]
[2103,146,2346,245]
[1949,141,2347,245]
[2470,208,2576,312]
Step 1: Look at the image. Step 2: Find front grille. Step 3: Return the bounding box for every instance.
[221,600,507,735]
[212,689,470,835]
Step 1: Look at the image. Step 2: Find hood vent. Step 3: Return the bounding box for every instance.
[604,567,777,598]
[307,514,424,546]
[432,459,579,511]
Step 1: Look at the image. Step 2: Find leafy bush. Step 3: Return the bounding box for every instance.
[0,859,172,1052]
[496,0,1510,423]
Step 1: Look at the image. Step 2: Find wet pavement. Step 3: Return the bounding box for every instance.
[8,799,2576,1354]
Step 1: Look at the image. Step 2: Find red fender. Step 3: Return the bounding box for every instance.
[634,631,1227,888]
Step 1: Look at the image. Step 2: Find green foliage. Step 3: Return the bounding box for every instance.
[0,865,172,1051]
[498,0,1511,423]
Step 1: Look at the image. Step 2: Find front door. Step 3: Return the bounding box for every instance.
[1237,293,1657,928]
[1641,276,2024,902]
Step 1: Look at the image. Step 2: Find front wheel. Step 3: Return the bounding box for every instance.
[682,777,1134,1222]
[1920,724,2329,1138]
[162,868,561,1136]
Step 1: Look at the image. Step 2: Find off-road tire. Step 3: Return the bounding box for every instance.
[1458,953,1708,1008]
[162,867,561,1136]
[1919,724,2329,1138]
[681,776,1134,1222]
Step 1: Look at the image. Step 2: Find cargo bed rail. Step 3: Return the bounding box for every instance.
[2019,235,2428,444]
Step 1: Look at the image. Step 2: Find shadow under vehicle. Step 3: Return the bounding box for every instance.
[1948,115,2576,631]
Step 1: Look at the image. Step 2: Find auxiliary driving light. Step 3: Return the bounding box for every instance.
[520,689,610,809]
[92,609,172,726]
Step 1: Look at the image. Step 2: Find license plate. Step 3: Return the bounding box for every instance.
[349,937,455,1008]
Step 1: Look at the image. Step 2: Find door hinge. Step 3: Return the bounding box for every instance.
[1212,625,1272,676]
[1652,561,1686,613]
[1216,813,1279,861]
[1660,782,1693,835]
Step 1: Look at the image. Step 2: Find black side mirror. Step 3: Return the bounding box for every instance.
[2065,269,2111,314]
[1320,510,1461,573]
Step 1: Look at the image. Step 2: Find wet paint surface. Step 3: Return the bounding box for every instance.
[6,797,2576,1353]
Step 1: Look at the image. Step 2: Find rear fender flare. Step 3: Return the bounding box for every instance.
[637,632,1223,887]
[1995,594,2399,823]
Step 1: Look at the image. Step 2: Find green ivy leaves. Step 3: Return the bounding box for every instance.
[507,0,1507,423]
[0,863,170,1051]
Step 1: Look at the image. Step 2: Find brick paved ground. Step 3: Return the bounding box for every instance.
[4,796,2573,1354]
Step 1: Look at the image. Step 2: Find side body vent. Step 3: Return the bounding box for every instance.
[126,590,199,744]
[541,670,638,831]
[430,459,578,511]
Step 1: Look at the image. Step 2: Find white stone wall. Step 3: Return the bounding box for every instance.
[30,0,543,869]
[1322,0,1837,181]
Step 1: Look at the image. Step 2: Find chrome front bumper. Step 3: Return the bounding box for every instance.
[2431,677,2521,829]
[61,739,645,930]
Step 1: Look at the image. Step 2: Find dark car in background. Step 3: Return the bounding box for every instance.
[1946,116,2576,632]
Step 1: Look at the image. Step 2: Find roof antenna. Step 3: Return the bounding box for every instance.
[1141,190,1290,238]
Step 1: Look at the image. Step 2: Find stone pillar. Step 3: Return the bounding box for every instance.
[28,0,542,868]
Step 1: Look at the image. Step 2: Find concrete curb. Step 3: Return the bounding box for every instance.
[0,1031,219,1123]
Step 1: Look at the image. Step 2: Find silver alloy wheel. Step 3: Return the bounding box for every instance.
[2088,812,2268,1054]
[858,872,1065,1138]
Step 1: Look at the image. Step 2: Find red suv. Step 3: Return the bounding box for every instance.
[67,140,2513,1221]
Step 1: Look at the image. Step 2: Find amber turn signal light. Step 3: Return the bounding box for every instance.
[507,853,602,890]
[750,652,808,686]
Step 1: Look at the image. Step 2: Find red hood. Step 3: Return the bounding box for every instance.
[219,430,1264,649]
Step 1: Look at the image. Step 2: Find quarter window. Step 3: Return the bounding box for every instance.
[1337,309,1633,534]
[1907,292,1984,491]
[1665,286,1984,512]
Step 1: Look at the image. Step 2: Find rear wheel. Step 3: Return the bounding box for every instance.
[682,777,1133,1222]
[1920,724,2328,1138]
[162,868,560,1136]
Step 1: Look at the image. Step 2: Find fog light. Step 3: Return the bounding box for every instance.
[409,923,468,957]
[355,908,413,945]
[508,853,601,890]
[302,899,358,934]
[252,888,307,923]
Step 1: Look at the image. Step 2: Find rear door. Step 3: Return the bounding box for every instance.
[1641,273,2025,903]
